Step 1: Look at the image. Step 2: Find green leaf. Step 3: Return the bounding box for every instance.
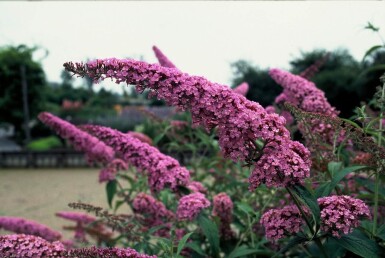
[184,242,206,256]
[292,184,321,225]
[235,202,255,215]
[333,229,381,258]
[197,214,220,257]
[228,246,273,258]
[376,224,385,240]
[356,178,385,197]
[328,161,343,177]
[114,200,125,212]
[316,165,368,198]
[106,180,117,208]
[273,235,308,257]
[176,232,194,257]
[362,45,384,61]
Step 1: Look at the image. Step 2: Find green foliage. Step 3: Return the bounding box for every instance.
[0,45,48,140]
[26,136,62,151]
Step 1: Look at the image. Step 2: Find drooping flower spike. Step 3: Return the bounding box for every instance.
[65,246,157,258]
[298,52,330,80]
[64,58,311,189]
[38,112,114,164]
[80,124,190,192]
[0,216,62,242]
[152,45,178,69]
[232,82,249,96]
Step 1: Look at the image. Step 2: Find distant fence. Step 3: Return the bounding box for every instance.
[0,150,90,168]
[0,149,196,168]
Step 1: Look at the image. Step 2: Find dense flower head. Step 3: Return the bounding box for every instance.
[66,246,157,258]
[177,193,211,221]
[152,45,177,69]
[99,158,128,183]
[260,205,305,241]
[38,112,114,164]
[64,58,311,189]
[0,234,65,258]
[212,193,235,239]
[133,192,175,227]
[249,140,311,189]
[318,195,371,238]
[80,125,190,192]
[0,216,62,242]
[232,82,249,96]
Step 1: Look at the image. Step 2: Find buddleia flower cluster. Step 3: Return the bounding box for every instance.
[80,124,191,192]
[260,195,370,241]
[0,216,62,242]
[64,58,311,190]
[38,112,114,164]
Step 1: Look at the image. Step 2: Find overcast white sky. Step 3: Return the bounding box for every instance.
[1,1,385,93]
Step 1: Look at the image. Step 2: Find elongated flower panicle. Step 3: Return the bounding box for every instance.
[298,52,330,80]
[318,195,371,238]
[177,193,211,221]
[133,193,175,227]
[212,193,235,239]
[152,45,177,69]
[269,69,346,147]
[64,58,311,189]
[270,69,337,116]
[233,82,249,96]
[80,125,190,192]
[0,216,61,242]
[260,205,305,241]
[0,234,65,258]
[66,246,157,258]
[38,112,114,164]
[56,211,96,224]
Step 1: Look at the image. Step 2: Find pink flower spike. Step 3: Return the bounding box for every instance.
[233,82,249,96]
[152,45,177,69]
[56,211,96,224]
[0,216,62,242]
[212,193,235,239]
[81,125,190,192]
[38,112,114,164]
[177,192,211,221]
[64,58,311,189]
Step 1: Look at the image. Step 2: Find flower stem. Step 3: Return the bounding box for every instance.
[373,78,385,236]
[286,187,328,258]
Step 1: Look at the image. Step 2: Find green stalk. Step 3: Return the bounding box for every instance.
[372,80,385,236]
[286,187,329,258]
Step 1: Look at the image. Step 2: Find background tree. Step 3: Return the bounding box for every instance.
[0,45,47,143]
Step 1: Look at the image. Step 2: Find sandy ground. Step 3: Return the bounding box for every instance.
[0,168,130,240]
